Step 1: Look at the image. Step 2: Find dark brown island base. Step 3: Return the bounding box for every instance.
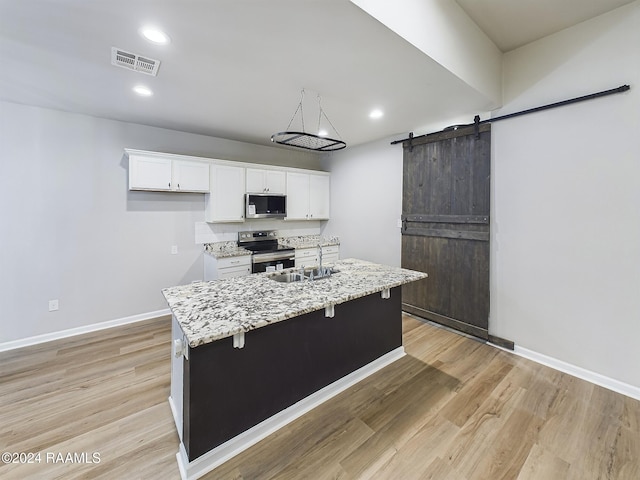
[162,259,427,480]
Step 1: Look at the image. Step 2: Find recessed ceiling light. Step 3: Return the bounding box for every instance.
[318,129,328,137]
[133,85,153,97]
[140,26,170,45]
[369,109,384,119]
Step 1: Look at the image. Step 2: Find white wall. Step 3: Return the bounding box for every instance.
[323,137,403,266]
[491,2,640,388]
[327,2,640,392]
[0,102,320,345]
[349,0,502,106]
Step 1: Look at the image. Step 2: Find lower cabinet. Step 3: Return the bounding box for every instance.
[294,245,340,268]
[204,254,252,280]
[322,245,340,264]
[294,247,318,268]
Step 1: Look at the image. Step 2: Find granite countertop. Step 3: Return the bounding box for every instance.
[204,235,339,259]
[278,235,340,249]
[162,258,427,348]
[204,241,252,258]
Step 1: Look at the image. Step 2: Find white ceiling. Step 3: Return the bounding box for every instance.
[0,0,633,150]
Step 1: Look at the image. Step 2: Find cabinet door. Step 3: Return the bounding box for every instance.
[322,245,340,264]
[218,265,252,279]
[286,172,310,220]
[245,168,265,193]
[129,155,172,191]
[265,170,286,194]
[295,247,318,267]
[246,168,286,193]
[206,165,245,222]
[308,174,330,220]
[173,160,210,192]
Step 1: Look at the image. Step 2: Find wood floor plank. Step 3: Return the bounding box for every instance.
[516,443,571,480]
[1,314,638,479]
[366,415,460,480]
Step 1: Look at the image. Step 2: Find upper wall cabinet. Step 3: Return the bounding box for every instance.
[125,149,330,223]
[127,151,210,193]
[206,164,246,223]
[286,172,330,220]
[246,168,286,194]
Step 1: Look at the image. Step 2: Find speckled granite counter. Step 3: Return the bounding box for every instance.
[163,258,427,348]
[204,241,251,258]
[204,235,339,259]
[278,235,340,249]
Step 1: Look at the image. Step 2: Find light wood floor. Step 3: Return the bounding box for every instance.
[1,315,638,479]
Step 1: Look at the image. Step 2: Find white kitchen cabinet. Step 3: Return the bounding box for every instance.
[206,164,245,223]
[322,245,340,264]
[173,160,210,192]
[309,173,330,219]
[246,168,286,194]
[286,172,310,220]
[286,171,330,220]
[294,244,340,268]
[129,155,172,191]
[204,254,252,280]
[294,247,318,268]
[128,153,209,192]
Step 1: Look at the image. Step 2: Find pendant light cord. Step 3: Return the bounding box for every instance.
[286,89,306,132]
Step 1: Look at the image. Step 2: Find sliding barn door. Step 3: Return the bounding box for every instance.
[401,124,491,339]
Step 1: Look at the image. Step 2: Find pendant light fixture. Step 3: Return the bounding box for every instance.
[271,89,346,151]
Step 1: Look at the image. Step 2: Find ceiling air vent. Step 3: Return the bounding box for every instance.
[111,47,160,76]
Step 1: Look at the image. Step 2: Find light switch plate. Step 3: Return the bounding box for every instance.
[171,245,178,255]
[49,299,59,311]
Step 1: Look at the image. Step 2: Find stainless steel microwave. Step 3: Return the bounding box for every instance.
[245,193,287,219]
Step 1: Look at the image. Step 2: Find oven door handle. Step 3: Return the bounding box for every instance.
[252,252,296,263]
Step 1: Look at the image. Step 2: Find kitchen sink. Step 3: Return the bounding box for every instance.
[269,272,306,283]
[268,267,339,283]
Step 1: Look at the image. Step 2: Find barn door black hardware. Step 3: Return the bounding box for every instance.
[391,84,630,146]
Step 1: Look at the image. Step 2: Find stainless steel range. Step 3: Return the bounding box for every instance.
[238,230,295,273]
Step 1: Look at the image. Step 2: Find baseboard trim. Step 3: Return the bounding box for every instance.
[176,346,406,480]
[504,345,640,401]
[0,308,171,352]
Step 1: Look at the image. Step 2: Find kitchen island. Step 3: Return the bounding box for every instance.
[163,258,427,480]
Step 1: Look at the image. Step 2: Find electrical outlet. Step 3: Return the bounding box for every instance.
[397,218,402,228]
[171,245,178,255]
[49,299,59,312]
